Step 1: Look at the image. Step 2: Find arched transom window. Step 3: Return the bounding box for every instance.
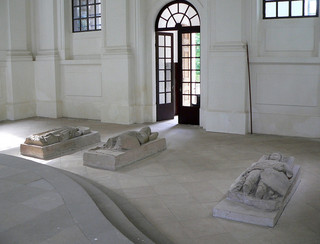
[156,1,200,30]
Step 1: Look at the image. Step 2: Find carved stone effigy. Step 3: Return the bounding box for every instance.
[20,126,100,159]
[213,153,301,227]
[83,127,166,170]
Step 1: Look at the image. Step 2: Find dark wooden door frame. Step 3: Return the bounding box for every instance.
[174,63,180,116]
[154,0,201,124]
[156,32,175,121]
[177,26,200,125]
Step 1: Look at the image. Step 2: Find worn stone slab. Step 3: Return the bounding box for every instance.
[0,154,132,244]
[213,165,301,227]
[83,138,166,170]
[20,131,100,160]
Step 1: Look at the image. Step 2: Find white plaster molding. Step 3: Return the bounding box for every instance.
[210,42,247,52]
[36,49,59,56]
[60,59,102,65]
[71,55,102,61]
[6,50,33,61]
[102,46,133,56]
[35,52,60,61]
[250,57,320,65]
[57,0,66,60]
[72,31,102,40]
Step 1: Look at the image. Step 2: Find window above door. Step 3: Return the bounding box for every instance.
[156,1,200,31]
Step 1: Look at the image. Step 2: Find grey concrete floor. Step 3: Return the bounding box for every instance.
[0,117,320,244]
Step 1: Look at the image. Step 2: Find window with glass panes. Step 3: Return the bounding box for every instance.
[263,0,319,18]
[72,0,101,32]
[181,33,200,107]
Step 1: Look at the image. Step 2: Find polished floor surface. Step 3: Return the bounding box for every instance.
[1,117,320,244]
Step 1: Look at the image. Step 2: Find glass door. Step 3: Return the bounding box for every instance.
[179,31,200,125]
[156,32,175,121]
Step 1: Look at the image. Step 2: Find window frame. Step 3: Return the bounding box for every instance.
[155,0,200,31]
[72,0,102,33]
[263,0,319,19]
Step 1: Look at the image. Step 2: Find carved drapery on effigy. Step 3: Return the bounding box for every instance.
[227,153,297,211]
[213,152,301,227]
[24,126,91,146]
[93,127,159,151]
[21,126,100,160]
[83,127,165,170]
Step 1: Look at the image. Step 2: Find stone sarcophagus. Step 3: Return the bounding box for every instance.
[20,126,100,160]
[83,127,166,170]
[213,153,301,227]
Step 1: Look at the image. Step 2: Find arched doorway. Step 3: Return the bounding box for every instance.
[155,0,201,125]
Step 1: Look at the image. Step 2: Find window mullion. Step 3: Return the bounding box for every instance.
[94,0,97,30]
[87,3,89,31]
[289,0,292,17]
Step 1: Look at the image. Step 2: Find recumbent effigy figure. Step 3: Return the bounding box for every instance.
[25,126,91,146]
[227,152,296,211]
[101,127,159,151]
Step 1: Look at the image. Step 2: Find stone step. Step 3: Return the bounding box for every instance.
[61,170,173,244]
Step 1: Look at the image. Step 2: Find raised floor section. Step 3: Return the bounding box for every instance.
[0,154,172,244]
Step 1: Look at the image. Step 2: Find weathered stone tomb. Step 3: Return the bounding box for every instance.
[20,126,100,159]
[213,153,301,227]
[83,127,166,170]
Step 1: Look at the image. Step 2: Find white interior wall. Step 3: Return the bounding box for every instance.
[0,0,35,121]
[249,0,320,137]
[199,0,249,134]
[144,0,320,137]
[58,0,102,120]
[0,0,8,121]
[0,63,7,121]
[58,0,137,123]
[0,0,319,138]
[60,60,102,120]
[33,0,62,119]
[132,0,155,123]
[99,0,136,124]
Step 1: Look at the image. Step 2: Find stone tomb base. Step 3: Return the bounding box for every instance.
[20,131,100,160]
[83,138,166,171]
[213,165,301,227]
